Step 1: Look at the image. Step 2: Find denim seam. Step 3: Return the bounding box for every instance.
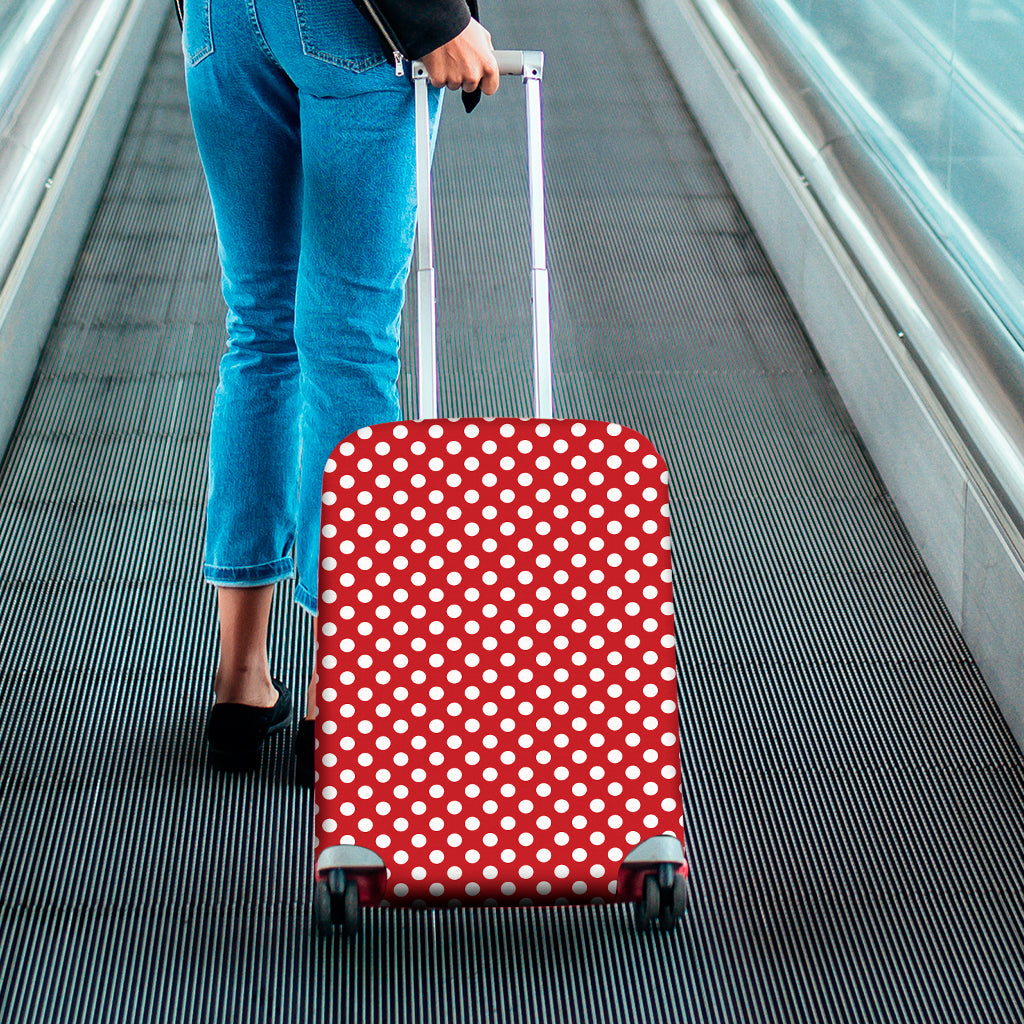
[244,0,280,68]
[204,559,294,585]
[294,581,317,615]
[184,0,214,67]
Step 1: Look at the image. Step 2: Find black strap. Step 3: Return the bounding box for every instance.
[461,0,482,113]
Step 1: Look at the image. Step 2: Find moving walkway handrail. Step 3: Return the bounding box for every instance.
[685,0,1024,552]
[0,0,74,121]
[0,0,138,290]
[0,0,166,462]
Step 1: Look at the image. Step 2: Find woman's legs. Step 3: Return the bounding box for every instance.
[185,0,438,752]
[214,585,277,706]
[186,26,304,596]
[184,0,304,704]
[287,83,438,743]
[289,83,426,615]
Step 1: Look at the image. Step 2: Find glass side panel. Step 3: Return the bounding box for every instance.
[753,0,1024,348]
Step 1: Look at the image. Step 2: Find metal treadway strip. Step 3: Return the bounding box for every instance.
[2,0,1024,1020]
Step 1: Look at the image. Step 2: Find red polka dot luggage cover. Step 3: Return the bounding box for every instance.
[313,416,689,921]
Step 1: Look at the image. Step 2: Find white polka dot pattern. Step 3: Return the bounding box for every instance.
[314,418,684,905]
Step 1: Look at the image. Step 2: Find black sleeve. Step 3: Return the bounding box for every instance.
[374,0,474,60]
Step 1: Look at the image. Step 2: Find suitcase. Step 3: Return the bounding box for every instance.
[312,51,690,936]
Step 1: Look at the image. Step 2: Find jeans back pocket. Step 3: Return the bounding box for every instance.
[291,0,388,71]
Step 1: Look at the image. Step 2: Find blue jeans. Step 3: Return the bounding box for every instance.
[183,0,441,615]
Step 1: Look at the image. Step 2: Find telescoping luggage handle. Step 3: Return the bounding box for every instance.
[411,50,551,419]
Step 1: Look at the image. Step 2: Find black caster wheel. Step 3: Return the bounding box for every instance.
[677,872,692,915]
[341,878,360,937]
[659,872,690,932]
[314,879,334,937]
[636,872,660,931]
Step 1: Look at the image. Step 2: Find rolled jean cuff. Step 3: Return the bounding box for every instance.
[294,581,317,617]
[204,557,295,588]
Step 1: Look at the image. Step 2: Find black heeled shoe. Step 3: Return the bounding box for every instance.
[295,719,315,788]
[206,678,293,771]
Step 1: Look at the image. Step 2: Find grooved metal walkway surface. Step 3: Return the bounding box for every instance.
[2,0,1024,1020]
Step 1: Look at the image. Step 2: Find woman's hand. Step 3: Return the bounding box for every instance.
[420,19,499,96]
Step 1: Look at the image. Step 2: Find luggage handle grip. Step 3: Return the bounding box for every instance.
[410,50,544,82]
[411,50,551,420]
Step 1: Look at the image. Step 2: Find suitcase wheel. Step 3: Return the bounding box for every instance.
[339,876,360,937]
[313,870,362,938]
[660,872,691,932]
[636,873,661,931]
[314,879,334,937]
[635,865,690,933]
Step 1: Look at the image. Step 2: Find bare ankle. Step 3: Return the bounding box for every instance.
[214,665,277,707]
[303,665,318,720]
